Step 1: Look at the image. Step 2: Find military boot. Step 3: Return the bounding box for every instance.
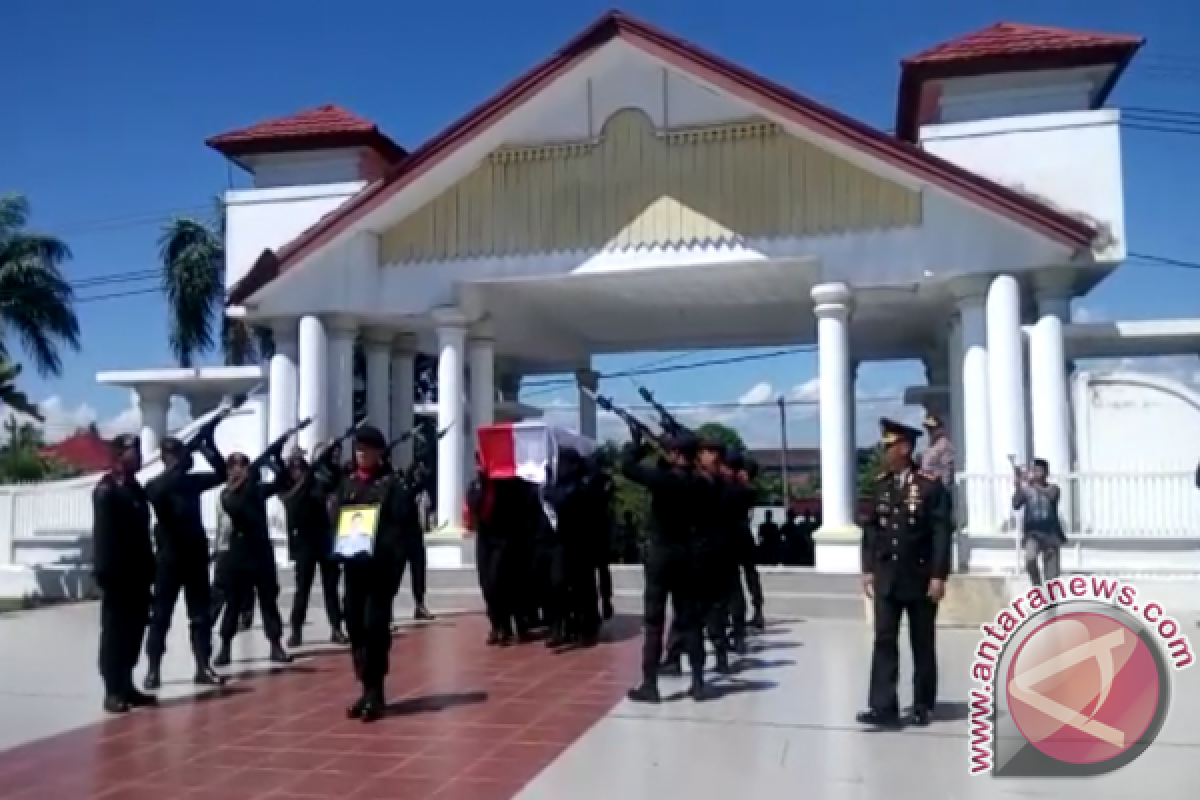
[268,640,293,664]
[212,640,233,667]
[143,660,162,691]
[286,627,303,649]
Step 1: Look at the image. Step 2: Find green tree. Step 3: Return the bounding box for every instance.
[0,418,79,483]
[693,421,746,452]
[0,359,39,420]
[159,200,270,367]
[0,193,81,378]
[857,445,883,494]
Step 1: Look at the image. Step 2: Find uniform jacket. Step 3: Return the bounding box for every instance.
[144,442,227,561]
[220,472,284,568]
[620,444,694,548]
[92,473,155,591]
[861,467,953,600]
[333,466,422,563]
[280,469,335,560]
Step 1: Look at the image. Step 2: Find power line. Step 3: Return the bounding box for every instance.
[1128,251,1200,270]
[530,394,905,413]
[520,347,816,398]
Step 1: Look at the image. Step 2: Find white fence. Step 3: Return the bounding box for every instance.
[954,471,1200,538]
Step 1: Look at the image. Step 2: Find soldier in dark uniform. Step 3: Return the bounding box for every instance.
[282,452,346,647]
[622,432,709,703]
[692,439,734,675]
[724,451,764,649]
[212,450,292,666]
[857,418,952,729]
[143,433,228,690]
[92,434,158,713]
[333,425,423,722]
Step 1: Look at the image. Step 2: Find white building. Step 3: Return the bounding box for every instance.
[7,14,1200,599]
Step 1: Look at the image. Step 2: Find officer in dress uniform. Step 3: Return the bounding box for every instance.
[92,434,158,713]
[857,418,953,730]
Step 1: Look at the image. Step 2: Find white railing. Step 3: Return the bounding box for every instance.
[955,471,1200,538]
[0,406,287,566]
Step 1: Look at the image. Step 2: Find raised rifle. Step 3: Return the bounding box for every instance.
[637,385,692,439]
[250,417,313,472]
[181,390,255,455]
[580,386,667,453]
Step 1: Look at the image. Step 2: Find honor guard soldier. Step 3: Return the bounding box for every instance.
[857,418,952,730]
[92,434,158,713]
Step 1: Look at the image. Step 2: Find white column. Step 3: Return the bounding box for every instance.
[326,317,358,457]
[434,309,467,532]
[363,329,392,439]
[467,333,495,474]
[296,315,328,457]
[1029,294,1071,479]
[846,360,859,506]
[577,368,598,439]
[267,319,299,445]
[811,283,854,533]
[389,337,416,468]
[955,283,994,532]
[947,316,965,465]
[986,274,1027,470]
[137,387,170,462]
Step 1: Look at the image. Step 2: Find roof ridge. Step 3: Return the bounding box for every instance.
[228,11,1099,305]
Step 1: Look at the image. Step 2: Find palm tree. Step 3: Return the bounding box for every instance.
[0,358,39,420]
[159,200,269,367]
[0,193,81,378]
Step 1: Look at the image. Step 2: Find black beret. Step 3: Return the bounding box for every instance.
[354,425,387,450]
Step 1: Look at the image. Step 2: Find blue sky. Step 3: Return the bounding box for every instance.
[6,0,1200,446]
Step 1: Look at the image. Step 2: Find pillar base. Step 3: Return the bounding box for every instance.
[813,525,862,573]
[424,530,470,569]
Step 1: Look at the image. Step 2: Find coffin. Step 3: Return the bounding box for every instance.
[476,420,596,485]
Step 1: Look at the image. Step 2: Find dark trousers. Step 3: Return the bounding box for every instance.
[532,541,566,631]
[729,538,764,638]
[696,549,734,657]
[99,587,150,696]
[291,554,343,632]
[867,590,939,714]
[211,554,255,631]
[642,546,702,682]
[564,542,600,637]
[477,535,514,635]
[219,552,285,643]
[146,557,213,666]
[343,555,404,691]
[406,538,427,604]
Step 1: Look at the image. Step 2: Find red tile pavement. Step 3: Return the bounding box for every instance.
[0,615,642,800]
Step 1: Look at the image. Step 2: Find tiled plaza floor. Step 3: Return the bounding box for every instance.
[0,614,641,800]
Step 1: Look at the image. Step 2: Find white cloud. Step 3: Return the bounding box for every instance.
[1,392,191,443]
[737,382,774,405]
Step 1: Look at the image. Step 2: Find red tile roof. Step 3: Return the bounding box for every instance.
[228,11,1099,306]
[904,22,1143,66]
[896,22,1144,140]
[41,430,113,474]
[206,104,407,163]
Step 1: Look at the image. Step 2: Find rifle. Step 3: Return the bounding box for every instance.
[580,386,666,452]
[250,417,313,472]
[637,385,692,439]
[384,422,452,459]
[181,391,253,455]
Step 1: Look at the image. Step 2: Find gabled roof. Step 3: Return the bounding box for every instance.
[896,22,1144,141]
[41,430,112,474]
[206,104,408,163]
[228,11,1099,306]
